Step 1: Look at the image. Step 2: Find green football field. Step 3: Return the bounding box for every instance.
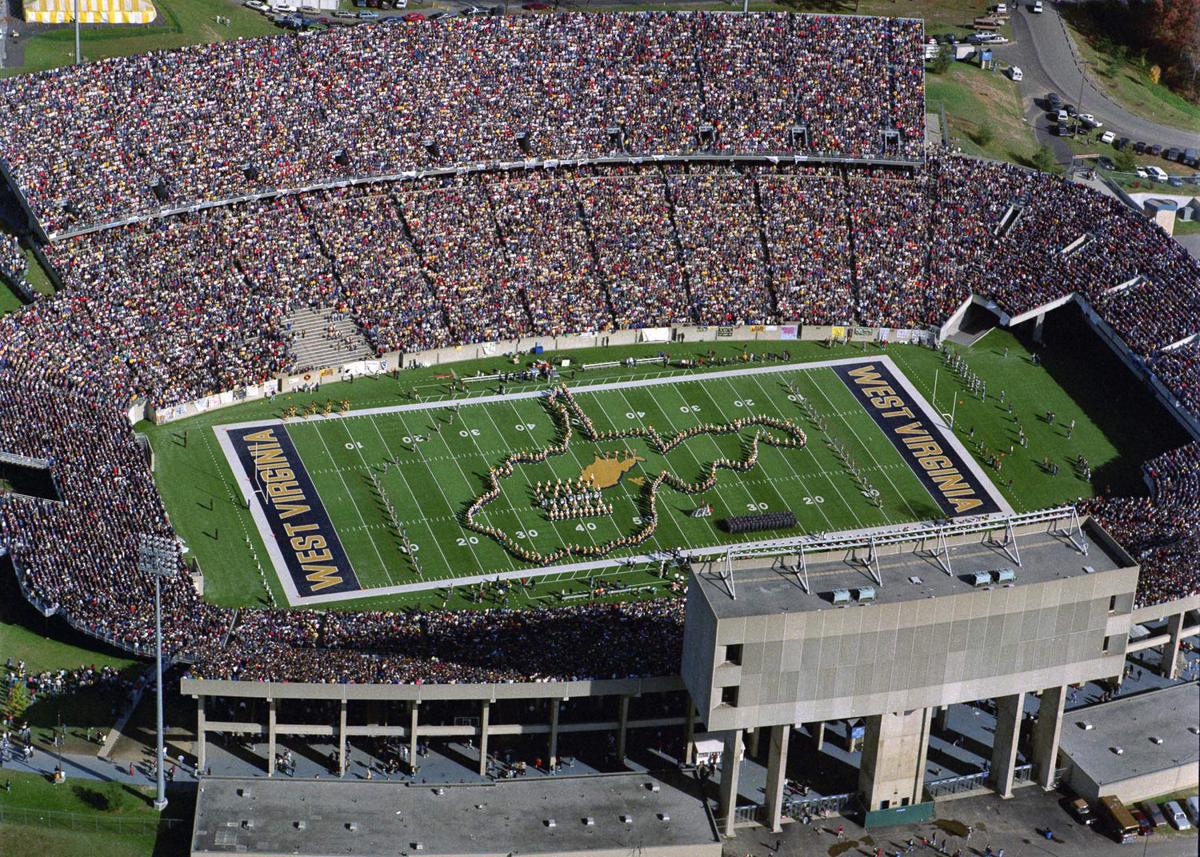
[146,320,1189,612]
[231,359,955,602]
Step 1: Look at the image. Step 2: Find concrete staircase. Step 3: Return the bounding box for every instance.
[284,307,376,373]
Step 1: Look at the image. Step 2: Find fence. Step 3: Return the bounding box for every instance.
[0,804,187,835]
[785,791,856,819]
[925,764,1032,799]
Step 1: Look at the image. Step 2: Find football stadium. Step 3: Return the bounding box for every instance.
[0,8,1197,857]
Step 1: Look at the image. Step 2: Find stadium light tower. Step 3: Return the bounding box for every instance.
[74,0,80,64]
[139,533,177,812]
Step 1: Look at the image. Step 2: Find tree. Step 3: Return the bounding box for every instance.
[1113,147,1137,173]
[973,123,995,147]
[930,49,952,75]
[1033,145,1056,173]
[2,682,30,722]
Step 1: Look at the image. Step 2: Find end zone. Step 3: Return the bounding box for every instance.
[221,424,360,599]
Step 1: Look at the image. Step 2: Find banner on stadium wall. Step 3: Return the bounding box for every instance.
[830,325,848,340]
[641,327,671,343]
[750,324,765,333]
[717,326,735,337]
[342,360,388,378]
[879,327,891,342]
[781,325,798,340]
[852,327,873,339]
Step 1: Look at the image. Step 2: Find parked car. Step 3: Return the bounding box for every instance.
[1186,796,1200,825]
[1065,797,1095,825]
[1144,165,1169,182]
[1148,144,1163,157]
[1078,113,1101,129]
[1133,141,1147,154]
[1032,0,1044,10]
[244,0,269,10]
[1164,800,1191,830]
[1183,148,1199,167]
[1131,808,1154,835]
[1169,177,1185,187]
[402,11,425,20]
[1140,801,1167,829]
[1064,103,1078,117]
[357,9,379,18]
[1099,130,1116,145]
[1097,156,1115,170]
[331,9,355,16]
[1164,147,1181,161]
[1008,65,1023,81]
[1115,137,1130,150]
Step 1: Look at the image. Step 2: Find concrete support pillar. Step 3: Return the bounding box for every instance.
[684,699,696,766]
[763,724,791,833]
[338,699,348,777]
[717,728,744,838]
[616,695,630,765]
[746,727,761,759]
[408,702,419,775]
[813,721,825,751]
[547,699,560,770]
[479,701,490,778]
[1031,686,1065,791]
[195,696,207,774]
[858,709,932,811]
[1162,612,1185,679]
[989,693,1024,799]
[932,705,949,732]
[266,698,277,776]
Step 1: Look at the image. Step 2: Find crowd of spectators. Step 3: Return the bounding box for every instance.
[191,600,685,684]
[0,11,1196,684]
[0,12,926,236]
[1084,444,1200,608]
[0,379,230,659]
[0,233,26,286]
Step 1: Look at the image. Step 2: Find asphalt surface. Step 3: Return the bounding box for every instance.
[999,1,1198,158]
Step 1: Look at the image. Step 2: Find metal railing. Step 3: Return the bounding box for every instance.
[785,791,856,818]
[0,804,186,835]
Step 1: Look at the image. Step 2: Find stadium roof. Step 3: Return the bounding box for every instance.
[694,516,1134,620]
[190,772,720,857]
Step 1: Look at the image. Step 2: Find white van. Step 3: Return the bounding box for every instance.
[1032,0,1043,12]
[1144,166,1169,182]
[1164,800,1191,830]
[1008,65,1023,81]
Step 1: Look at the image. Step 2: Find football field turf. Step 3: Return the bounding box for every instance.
[215,356,1006,605]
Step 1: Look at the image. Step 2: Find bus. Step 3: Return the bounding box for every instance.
[1098,795,1139,844]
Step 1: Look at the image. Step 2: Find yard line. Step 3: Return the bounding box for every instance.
[806,369,925,521]
[364,412,456,582]
[611,385,750,550]
[738,372,844,533]
[497,397,607,555]
[393,408,495,574]
[455,399,558,558]
[304,420,389,582]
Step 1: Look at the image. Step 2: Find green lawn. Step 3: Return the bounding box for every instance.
[926,59,1042,169]
[5,0,280,77]
[0,281,22,316]
[146,328,1185,612]
[0,769,192,857]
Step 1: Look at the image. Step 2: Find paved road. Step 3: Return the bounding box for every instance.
[1000,1,1198,154]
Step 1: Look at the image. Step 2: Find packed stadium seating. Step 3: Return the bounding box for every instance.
[0,14,1196,685]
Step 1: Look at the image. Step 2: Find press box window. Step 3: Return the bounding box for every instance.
[723,644,743,666]
[721,686,740,707]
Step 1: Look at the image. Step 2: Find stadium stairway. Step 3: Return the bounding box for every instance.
[283,306,376,373]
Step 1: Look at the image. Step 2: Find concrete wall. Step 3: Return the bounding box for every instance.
[687,565,1137,732]
[1065,761,1200,805]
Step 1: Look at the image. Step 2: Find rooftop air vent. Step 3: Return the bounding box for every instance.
[582,817,595,826]
[544,818,556,828]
